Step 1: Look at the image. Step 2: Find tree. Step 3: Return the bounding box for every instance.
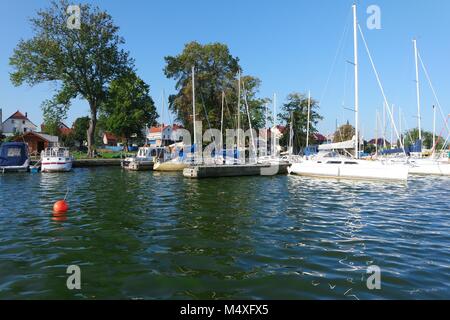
[164,41,266,134]
[279,93,323,153]
[101,72,158,151]
[72,116,90,148]
[333,121,355,143]
[403,128,445,150]
[41,99,69,136]
[10,0,133,157]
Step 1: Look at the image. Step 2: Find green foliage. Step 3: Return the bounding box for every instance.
[279,93,323,153]
[9,0,133,157]
[101,72,158,150]
[403,128,445,150]
[334,122,355,143]
[164,41,266,133]
[72,116,90,147]
[41,99,69,136]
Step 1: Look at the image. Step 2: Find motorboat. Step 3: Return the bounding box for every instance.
[0,142,30,173]
[40,147,73,172]
[121,147,163,171]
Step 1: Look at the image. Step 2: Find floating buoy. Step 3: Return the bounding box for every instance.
[53,200,69,214]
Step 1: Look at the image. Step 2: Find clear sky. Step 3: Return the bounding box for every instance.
[1,0,450,139]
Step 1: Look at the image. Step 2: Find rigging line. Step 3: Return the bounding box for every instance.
[319,9,352,106]
[417,52,450,138]
[358,24,407,156]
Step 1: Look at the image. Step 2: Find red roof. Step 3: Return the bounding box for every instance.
[104,132,118,142]
[149,124,183,133]
[9,111,28,120]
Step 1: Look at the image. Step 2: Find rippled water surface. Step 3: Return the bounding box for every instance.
[0,167,449,299]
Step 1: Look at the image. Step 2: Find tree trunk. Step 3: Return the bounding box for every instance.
[87,101,97,158]
[124,138,129,152]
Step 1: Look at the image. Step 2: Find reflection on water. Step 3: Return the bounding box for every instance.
[0,168,449,299]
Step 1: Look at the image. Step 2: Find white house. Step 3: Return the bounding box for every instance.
[1,110,38,136]
[147,124,184,147]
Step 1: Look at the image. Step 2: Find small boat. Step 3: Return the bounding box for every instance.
[153,157,190,172]
[0,142,30,173]
[41,147,73,172]
[121,147,162,171]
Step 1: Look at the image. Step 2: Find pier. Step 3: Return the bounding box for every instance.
[183,163,290,179]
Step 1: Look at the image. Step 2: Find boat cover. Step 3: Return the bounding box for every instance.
[0,142,29,167]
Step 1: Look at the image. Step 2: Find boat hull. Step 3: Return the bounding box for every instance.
[41,161,73,172]
[153,161,188,172]
[289,160,409,181]
[408,162,450,176]
[121,160,154,171]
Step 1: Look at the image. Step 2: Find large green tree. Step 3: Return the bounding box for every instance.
[279,93,323,153]
[9,0,133,157]
[164,41,267,134]
[72,116,90,148]
[101,72,158,151]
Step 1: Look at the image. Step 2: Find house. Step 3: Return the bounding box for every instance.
[147,124,184,147]
[1,110,38,136]
[41,122,73,136]
[13,131,59,155]
[103,132,119,146]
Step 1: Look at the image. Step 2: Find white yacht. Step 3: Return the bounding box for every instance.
[121,147,163,171]
[41,147,73,172]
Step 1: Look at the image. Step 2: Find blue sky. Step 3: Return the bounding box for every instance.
[1,0,450,139]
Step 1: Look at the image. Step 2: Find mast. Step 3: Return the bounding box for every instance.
[289,111,294,155]
[352,4,360,159]
[413,39,422,142]
[391,104,394,148]
[192,66,197,162]
[433,105,436,154]
[237,71,241,151]
[221,91,225,149]
[306,90,311,148]
[375,110,379,156]
[273,93,277,156]
[399,107,403,147]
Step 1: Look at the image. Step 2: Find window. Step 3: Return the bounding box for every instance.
[22,120,26,124]
[11,120,15,124]
[7,148,22,157]
[24,128,27,132]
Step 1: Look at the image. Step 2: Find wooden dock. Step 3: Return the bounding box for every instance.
[183,163,290,179]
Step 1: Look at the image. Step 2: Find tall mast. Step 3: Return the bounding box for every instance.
[289,111,294,155]
[413,39,422,141]
[273,93,277,156]
[237,71,241,150]
[192,66,197,161]
[160,90,165,147]
[352,4,359,159]
[306,90,311,148]
[221,91,225,147]
[399,107,403,147]
[391,104,394,148]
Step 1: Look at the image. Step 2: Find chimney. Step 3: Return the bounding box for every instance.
[25,112,28,118]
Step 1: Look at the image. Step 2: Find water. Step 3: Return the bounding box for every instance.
[0,168,449,299]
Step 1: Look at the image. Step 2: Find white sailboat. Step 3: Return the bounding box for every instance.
[153,87,191,172]
[289,4,409,181]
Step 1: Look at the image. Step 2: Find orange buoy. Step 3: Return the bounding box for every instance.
[53,200,69,214]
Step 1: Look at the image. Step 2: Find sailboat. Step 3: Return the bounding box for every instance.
[404,40,450,176]
[289,4,409,181]
[153,86,192,172]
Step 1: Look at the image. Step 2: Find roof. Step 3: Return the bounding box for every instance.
[149,124,183,134]
[13,131,59,143]
[40,123,73,136]
[103,132,118,141]
[313,133,327,142]
[4,111,37,127]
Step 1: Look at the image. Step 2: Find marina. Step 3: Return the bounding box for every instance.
[0,167,449,299]
[1,0,450,304]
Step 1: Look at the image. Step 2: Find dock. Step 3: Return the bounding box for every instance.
[183,163,290,179]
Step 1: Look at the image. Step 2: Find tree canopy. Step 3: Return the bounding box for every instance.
[164,41,267,134]
[100,72,158,150]
[9,0,133,157]
[279,93,323,153]
[333,122,355,143]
